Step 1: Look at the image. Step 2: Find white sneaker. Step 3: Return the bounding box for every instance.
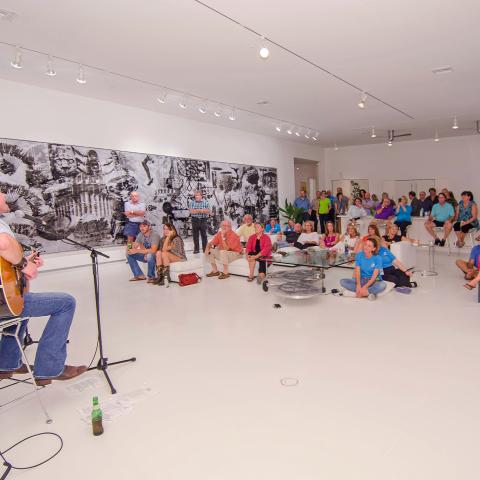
[368,293,377,301]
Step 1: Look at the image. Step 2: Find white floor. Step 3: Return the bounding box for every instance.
[1,248,480,480]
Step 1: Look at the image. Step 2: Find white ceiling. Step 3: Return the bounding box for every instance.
[0,0,479,147]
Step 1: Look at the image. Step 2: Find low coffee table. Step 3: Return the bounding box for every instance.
[262,249,355,299]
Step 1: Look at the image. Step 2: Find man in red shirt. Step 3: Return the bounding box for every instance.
[205,220,242,279]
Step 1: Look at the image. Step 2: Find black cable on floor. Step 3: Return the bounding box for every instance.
[0,432,63,473]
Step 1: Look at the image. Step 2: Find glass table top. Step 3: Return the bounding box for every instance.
[270,249,355,269]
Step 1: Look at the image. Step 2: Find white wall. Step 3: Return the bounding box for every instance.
[0,79,323,207]
[324,135,480,200]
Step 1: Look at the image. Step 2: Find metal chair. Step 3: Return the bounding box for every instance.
[0,316,52,424]
[450,227,479,255]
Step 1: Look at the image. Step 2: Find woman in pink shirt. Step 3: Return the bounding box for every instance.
[246,222,272,283]
[320,221,340,249]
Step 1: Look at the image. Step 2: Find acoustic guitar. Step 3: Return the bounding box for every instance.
[0,256,29,319]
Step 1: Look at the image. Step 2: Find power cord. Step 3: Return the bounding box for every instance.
[0,432,63,479]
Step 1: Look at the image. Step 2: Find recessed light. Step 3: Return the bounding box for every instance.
[256,100,270,106]
[432,66,453,75]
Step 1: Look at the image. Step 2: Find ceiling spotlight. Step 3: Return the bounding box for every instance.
[76,65,86,84]
[434,130,440,142]
[304,131,310,139]
[312,133,318,141]
[157,91,167,104]
[198,105,207,114]
[295,129,301,137]
[370,127,377,138]
[228,109,236,121]
[358,92,367,109]
[387,140,393,147]
[45,55,56,77]
[452,116,459,129]
[275,126,282,132]
[213,109,221,117]
[179,98,188,109]
[334,143,339,150]
[10,46,22,69]
[287,127,293,135]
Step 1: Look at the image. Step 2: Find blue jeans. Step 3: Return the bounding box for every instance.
[127,253,156,278]
[340,278,386,296]
[0,292,76,378]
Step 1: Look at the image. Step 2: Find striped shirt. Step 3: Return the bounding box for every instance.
[189,199,210,219]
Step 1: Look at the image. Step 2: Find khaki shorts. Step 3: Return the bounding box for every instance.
[208,249,242,265]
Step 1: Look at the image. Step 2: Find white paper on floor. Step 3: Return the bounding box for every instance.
[77,386,156,424]
[65,377,103,396]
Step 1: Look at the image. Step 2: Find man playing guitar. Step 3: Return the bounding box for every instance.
[0,192,87,385]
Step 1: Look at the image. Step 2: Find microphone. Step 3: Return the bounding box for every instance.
[14,210,48,226]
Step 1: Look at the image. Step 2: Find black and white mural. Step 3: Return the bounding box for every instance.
[0,137,278,253]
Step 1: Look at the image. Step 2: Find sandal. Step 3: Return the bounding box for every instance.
[247,277,255,282]
[464,283,475,291]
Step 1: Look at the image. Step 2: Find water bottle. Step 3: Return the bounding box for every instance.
[420,208,424,217]
[345,244,349,256]
[91,396,104,436]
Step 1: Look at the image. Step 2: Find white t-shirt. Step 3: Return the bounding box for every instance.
[343,234,359,249]
[347,205,367,220]
[297,232,320,245]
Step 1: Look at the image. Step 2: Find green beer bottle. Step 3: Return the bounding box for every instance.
[91,396,104,436]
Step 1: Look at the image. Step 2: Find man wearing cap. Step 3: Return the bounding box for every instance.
[126,220,160,282]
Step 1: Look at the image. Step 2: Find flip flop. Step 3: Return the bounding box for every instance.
[129,276,146,282]
[464,283,475,291]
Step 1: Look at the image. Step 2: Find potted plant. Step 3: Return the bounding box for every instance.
[278,199,305,224]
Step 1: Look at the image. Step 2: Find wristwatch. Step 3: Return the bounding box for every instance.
[14,257,28,269]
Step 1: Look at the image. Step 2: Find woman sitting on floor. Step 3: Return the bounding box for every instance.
[378,244,417,294]
[245,222,272,283]
[340,236,386,300]
[154,223,186,285]
[320,221,341,250]
[294,221,320,250]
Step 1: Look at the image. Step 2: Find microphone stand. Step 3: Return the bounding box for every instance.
[43,230,136,395]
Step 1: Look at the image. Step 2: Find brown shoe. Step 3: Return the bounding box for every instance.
[147,278,155,284]
[35,365,88,386]
[218,272,230,280]
[129,276,146,282]
[206,271,220,278]
[0,363,32,380]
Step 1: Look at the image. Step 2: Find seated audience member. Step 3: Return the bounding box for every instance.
[340,236,386,299]
[378,244,417,293]
[381,192,396,207]
[205,220,242,279]
[294,221,320,249]
[334,192,348,216]
[382,223,405,248]
[355,223,381,253]
[340,223,360,252]
[274,223,303,250]
[418,191,432,215]
[424,192,455,246]
[362,192,375,213]
[265,217,281,234]
[456,243,480,281]
[320,221,340,249]
[236,214,255,244]
[409,191,421,216]
[154,223,186,285]
[442,188,458,208]
[127,220,160,282]
[371,193,379,204]
[245,222,272,283]
[284,219,295,233]
[347,197,368,220]
[453,191,478,247]
[317,190,331,233]
[374,197,395,221]
[394,196,412,236]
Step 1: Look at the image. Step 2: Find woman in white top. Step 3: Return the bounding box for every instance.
[294,220,320,250]
[331,223,360,254]
[347,197,368,220]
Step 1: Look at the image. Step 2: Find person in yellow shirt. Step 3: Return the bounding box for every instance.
[317,190,332,234]
[235,214,255,246]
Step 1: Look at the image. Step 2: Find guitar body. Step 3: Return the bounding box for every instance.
[0,256,28,319]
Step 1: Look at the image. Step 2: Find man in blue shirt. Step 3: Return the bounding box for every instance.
[424,192,455,246]
[456,244,480,280]
[293,189,310,222]
[189,190,211,254]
